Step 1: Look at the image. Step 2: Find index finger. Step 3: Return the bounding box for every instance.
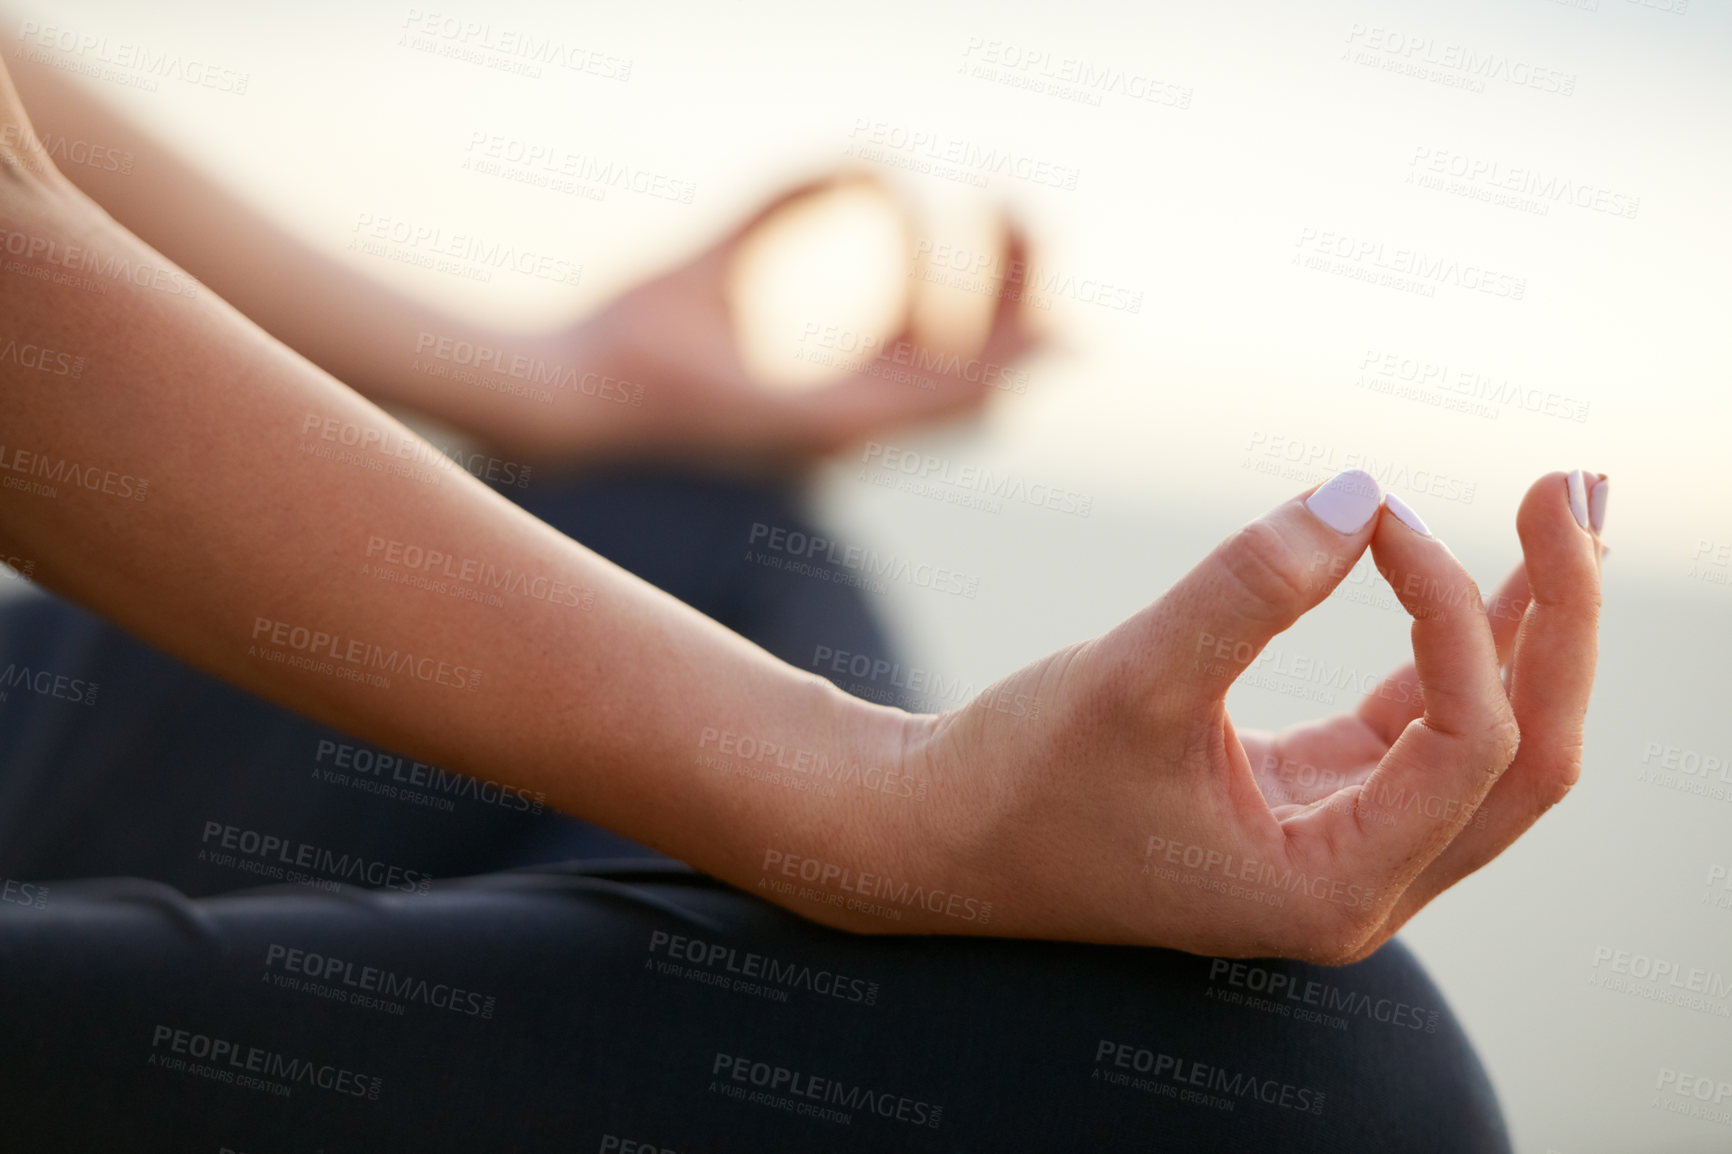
[793,216,1040,450]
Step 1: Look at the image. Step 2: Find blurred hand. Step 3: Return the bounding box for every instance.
[532,174,1040,467]
[906,469,1605,962]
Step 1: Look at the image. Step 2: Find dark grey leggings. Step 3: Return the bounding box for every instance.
[0,468,1510,1152]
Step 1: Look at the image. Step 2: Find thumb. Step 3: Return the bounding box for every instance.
[1132,468,1387,707]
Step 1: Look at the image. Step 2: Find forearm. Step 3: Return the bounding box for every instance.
[0,160,935,927]
[2,48,587,456]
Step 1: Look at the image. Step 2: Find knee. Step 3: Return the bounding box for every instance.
[1310,938,1512,1153]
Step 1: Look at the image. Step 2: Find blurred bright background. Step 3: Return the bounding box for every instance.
[6,0,1730,1149]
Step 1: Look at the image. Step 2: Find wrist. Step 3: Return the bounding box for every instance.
[803,696,993,936]
[493,315,635,463]
[723,676,981,936]
[382,318,620,464]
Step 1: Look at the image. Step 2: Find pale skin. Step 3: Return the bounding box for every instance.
[0,58,1603,964]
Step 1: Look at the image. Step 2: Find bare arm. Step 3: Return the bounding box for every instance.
[5,51,1037,467]
[1,59,1603,957]
[0,69,934,927]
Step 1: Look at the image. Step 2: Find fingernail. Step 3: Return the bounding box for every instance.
[1589,475,1609,534]
[1567,469,1590,529]
[1306,468,1382,534]
[1384,493,1432,536]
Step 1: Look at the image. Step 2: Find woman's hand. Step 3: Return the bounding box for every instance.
[0,52,1605,961]
[889,468,1604,962]
[5,47,1039,470]
[528,174,1041,466]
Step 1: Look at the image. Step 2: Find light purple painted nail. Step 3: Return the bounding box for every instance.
[1385,493,1432,536]
[1567,470,1590,529]
[1589,476,1609,534]
[1305,469,1382,534]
